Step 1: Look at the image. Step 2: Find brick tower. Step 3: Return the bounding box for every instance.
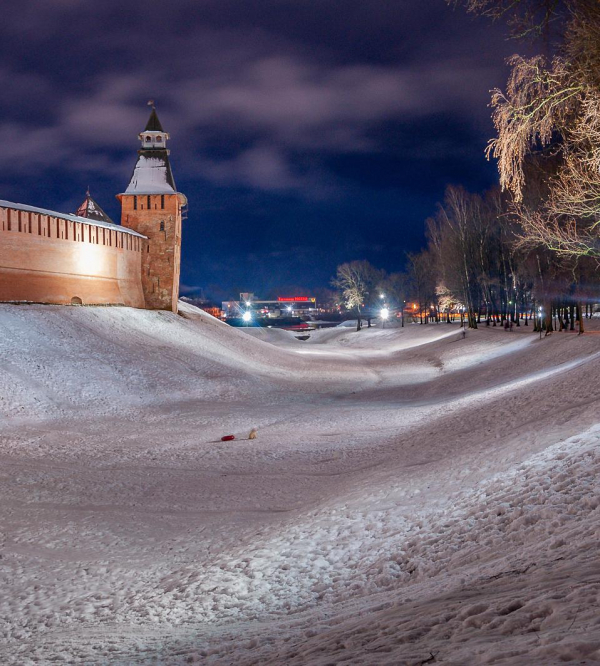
[117,104,187,312]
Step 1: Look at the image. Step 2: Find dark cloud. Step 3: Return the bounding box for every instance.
[0,0,515,297]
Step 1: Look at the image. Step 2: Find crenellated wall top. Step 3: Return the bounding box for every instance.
[0,200,147,239]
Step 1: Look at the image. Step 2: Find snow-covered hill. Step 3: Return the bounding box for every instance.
[0,304,598,665]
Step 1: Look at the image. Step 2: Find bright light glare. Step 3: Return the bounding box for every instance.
[245,301,251,306]
[242,311,252,322]
[286,306,293,312]
[381,308,389,320]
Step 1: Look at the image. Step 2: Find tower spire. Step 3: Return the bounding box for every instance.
[144,104,164,133]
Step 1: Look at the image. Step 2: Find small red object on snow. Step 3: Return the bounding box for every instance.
[221,435,235,441]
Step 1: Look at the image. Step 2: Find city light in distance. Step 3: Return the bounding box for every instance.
[242,311,252,322]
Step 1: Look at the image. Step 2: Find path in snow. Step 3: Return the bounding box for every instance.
[0,304,598,665]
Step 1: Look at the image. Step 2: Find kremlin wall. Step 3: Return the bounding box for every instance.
[0,201,146,308]
[0,106,186,313]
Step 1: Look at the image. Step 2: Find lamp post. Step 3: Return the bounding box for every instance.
[539,306,543,340]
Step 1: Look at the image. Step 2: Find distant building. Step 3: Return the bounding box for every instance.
[0,104,187,313]
[222,295,317,319]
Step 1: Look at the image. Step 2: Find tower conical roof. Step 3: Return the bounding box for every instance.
[74,190,114,224]
[145,106,164,132]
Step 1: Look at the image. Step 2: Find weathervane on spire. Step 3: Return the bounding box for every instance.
[148,99,155,109]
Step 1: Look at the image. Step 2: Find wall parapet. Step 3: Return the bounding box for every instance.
[0,200,146,248]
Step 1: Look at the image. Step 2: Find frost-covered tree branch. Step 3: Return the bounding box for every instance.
[462,0,600,260]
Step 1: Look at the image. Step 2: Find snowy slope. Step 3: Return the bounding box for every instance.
[0,304,599,665]
[0,303,367,422]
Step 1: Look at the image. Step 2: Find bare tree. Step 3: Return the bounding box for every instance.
[332,260,381,331]
[378,272,409,325]
[406,251,437,325]
[454,0,560,38]
[462,1,600,259]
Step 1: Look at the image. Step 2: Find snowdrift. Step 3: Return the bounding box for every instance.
[0,303,599,665]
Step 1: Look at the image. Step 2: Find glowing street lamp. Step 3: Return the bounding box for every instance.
[381,307,389,328]
[242,311,252,325]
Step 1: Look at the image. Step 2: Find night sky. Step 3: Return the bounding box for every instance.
[2,0,518,301]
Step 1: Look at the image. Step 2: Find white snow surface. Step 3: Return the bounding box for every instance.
[124,156,176,194]
[1,303,599,665]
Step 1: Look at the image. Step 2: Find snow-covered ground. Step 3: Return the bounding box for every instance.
[1,303,599,665]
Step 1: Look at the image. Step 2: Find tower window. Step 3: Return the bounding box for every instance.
[133,196,137,210]
[147,195,151,209]
[161,195,165,209]
[160,221,165,231]
[145,136,151,142]
[156,136,162,142]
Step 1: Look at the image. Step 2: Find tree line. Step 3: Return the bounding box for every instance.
[333,0,599,333]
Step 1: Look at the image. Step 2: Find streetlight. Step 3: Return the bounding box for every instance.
[242,311,252,326]
[381,307,389,329]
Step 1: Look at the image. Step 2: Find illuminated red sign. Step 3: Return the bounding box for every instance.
[277,296,315,302]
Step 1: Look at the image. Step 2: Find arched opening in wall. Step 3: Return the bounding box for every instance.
[71,297,83,305]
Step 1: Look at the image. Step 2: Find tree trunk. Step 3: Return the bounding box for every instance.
[577,302,584,334]
[569,304,575,331]
[469,310,478,329]
[544,301,553,336]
